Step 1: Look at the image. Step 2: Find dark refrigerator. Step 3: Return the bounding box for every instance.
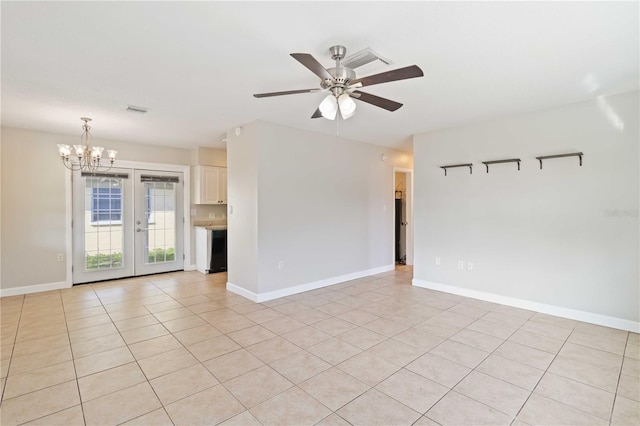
[210,230,227,273]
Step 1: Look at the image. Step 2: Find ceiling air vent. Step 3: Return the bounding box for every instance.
[342,48,391,69]
[126,105,148,114]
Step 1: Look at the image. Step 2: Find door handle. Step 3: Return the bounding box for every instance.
[136,228,149,232]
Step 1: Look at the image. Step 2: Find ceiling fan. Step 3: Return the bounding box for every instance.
[253,45,424,120]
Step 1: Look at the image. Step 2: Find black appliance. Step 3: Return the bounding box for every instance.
[395,198,402,262]
[210,230,227,273]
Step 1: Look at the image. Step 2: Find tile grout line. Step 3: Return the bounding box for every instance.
[418,306,531,425]
[63,287,90,426]
[508,323,574,425]
[183,284,389,423]
[93,280,169,425]
[315,294,513,423]
[121,279,193,426]
[155,280,241,424]
[1,277,195,424]
[8,291,82,425]
[0,294,25,403]
[608,332,630,425]
[2,270,636,426]
[128,277,215,417]
[207,305,331,420]
[324,282,513,422]
[149,278,267,423]
[9,282,319,424]
[509,323,624,425]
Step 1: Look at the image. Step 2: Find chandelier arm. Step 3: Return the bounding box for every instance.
[61,157,82,171]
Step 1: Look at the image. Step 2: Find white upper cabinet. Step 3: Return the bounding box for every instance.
[193,166,227,204]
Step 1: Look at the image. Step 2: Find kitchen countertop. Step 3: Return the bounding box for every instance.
[193,219,227,230]
[194,224,227,230]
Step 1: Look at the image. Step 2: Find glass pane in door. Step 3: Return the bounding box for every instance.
[83,177,124,270]
[144,181,176,264]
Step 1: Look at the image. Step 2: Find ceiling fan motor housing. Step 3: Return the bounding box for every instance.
[329,45,347,60]
[320,45,356,94]
[321,67,357,94]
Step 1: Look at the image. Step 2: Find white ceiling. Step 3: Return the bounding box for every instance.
[2,1,638,152]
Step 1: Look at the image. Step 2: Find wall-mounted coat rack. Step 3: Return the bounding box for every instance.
[535,152,583,169]
[481,158,521,173]
[440,163,473,176]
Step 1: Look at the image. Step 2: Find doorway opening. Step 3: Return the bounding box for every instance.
[71,167,185,284]
[393,168,413,266]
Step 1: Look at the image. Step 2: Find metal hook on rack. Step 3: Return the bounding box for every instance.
[481,158,521,173]
[535,152,583,169]
[440,163,473,176]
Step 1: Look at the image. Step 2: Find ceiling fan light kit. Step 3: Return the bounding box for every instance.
[319,94,338,120]
[338,93,356,119]
[253,45,423,120]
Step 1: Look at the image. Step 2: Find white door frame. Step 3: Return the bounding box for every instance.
[65,160,191,286]
[72,167,135,284]
[393,167,414,266]
[133,169,185,276]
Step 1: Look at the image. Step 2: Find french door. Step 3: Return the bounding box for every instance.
[133,170,184,276]
[72,168,184,284]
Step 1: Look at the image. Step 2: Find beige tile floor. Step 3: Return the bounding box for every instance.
[0,266,638,425]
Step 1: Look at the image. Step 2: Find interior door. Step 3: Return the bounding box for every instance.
[133,170,184,276]
[72,169,134,284]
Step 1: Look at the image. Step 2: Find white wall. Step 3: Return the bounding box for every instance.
[227,122,260,294]
[227,120,412,299]
[0,127,200,291]
[194,147,226,167]
[1,128,68,288]
[413,91,639,329]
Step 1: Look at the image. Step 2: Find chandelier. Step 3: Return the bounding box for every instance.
[57,117,117,172]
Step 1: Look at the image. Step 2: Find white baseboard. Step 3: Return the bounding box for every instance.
[226,283,260,302]
[227,264,395,303]
[412,279,640,333]
[0,281,71,298]
[185,264,197,272]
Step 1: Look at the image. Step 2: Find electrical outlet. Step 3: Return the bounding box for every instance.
[467,262,473,271]
[435,256,441,266]
[457,260,464,270]
[278,261,284,270]
[190,209,197,216]
[57,253,64,262]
